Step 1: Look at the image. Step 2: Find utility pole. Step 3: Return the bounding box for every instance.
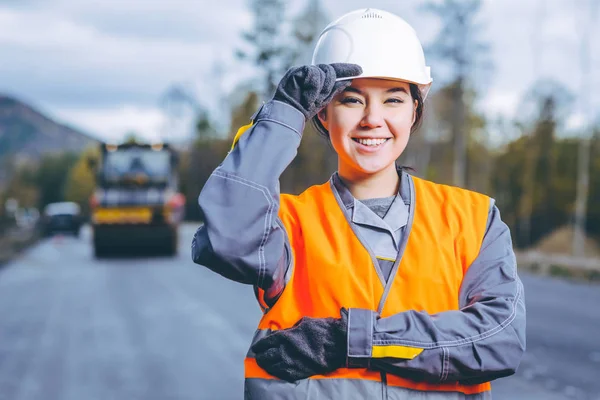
[573,0,597,257]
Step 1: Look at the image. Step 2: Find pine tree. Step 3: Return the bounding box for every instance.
[289,0,329,64]
[237,0,291,98]
[422,0,491,188]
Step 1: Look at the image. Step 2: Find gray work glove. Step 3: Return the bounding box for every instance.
[273,63,362,120]
[251,308,349,382]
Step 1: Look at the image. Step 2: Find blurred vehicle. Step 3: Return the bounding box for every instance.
[88,141,185,257]
[42,202,82,237]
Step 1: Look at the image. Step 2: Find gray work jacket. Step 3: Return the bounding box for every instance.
[192,100,526,399]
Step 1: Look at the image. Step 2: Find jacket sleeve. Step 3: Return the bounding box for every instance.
[346,200,526,384]
[191,100,304,307]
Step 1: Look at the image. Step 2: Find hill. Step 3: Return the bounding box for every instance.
[0,95,99,186]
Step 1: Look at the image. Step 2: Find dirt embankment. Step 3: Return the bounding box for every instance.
[517,226,600,283]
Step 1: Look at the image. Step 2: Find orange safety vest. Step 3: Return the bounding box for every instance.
[245,176,491,398]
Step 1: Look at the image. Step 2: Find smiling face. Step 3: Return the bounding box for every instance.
[317,78,418,180]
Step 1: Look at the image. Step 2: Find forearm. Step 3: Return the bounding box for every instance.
[192,100,304,296]
[348,287,525,383]
[347,204,526,383]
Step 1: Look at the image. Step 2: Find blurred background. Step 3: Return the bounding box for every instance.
[0,0,599,399]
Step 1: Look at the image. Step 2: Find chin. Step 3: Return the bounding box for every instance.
[352,159,396,175]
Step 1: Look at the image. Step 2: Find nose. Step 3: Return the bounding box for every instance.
[359,103,384,129]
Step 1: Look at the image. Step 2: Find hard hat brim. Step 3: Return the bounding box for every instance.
[335,75,432,100]
[335,75,432,85]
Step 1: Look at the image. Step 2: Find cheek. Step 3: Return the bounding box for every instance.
[327,108,360,143]
[384,113,414,150]
[388,109,415,134]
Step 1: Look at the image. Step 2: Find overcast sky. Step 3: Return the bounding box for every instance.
[0,0,598,143]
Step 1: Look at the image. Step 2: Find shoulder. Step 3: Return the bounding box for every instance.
[280,181,333,210]
[409,176,492,241]
[410,175,491,209]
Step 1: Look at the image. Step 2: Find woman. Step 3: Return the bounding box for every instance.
[192,8,525,400]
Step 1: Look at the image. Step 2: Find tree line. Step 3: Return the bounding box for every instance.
[1,0,598,255]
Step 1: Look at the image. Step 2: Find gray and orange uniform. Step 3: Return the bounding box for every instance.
[192,100,526,399]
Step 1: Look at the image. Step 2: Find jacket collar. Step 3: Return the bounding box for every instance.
[330,166,410,232]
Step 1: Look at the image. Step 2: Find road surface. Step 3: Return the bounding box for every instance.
[0,224,599,400]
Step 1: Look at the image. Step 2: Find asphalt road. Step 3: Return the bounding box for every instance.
[0,224,599,400]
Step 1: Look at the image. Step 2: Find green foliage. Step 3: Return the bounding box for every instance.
[181,138,231,221]
[5,0,598,261]
[1,163,39,210]
[585,135,600,238]
[491,132,595,249]
[280,122,337,194]
[36,152,79,208]
[1,151,78,214]
[64,146,100,217]
[196,111,219,142]
[228,92,260,140]
[414,81,491,188]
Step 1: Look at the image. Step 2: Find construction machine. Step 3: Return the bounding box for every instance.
[88,142,185,257]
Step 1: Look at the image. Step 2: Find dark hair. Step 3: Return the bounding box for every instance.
[312,83,425,139]
[409,83,424,133]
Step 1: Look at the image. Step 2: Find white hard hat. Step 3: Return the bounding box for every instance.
[312,8,432,100]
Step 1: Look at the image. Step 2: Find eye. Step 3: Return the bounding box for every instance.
[385,98,405,104]
[340,97,363,105]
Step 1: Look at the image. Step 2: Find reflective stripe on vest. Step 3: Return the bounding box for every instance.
[245,176,491,398]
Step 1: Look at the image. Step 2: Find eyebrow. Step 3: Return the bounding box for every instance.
[343,86,409,95]
[386,87,409,94]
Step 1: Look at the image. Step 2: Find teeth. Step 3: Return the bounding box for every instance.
[356,138,388,146]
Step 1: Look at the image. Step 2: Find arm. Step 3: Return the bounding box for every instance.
[191,100,304,304]
[192,63,363,307]
[347,201,526,384]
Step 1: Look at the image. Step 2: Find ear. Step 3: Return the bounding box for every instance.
[412,99,418,126]
[317,109,329,131]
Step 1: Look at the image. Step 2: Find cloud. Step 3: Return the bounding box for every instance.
[482,0,599,117]
[479,90,521,118]
[0,7,241,104]
[1,0,599,144]
[0,1,260,141]
[52,105,171,143]
[0,0,252,43]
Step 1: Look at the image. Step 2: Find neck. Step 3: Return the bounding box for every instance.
[338,163,400,200]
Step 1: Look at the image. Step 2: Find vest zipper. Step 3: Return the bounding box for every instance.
[381,371,388,399]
